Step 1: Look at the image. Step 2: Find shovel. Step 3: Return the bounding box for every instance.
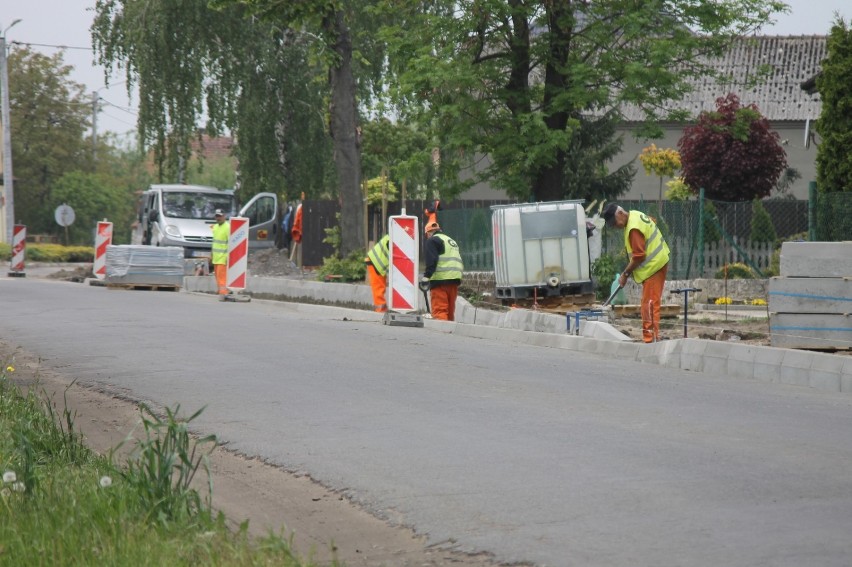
[419,278,431,315]
[601,283,624,308]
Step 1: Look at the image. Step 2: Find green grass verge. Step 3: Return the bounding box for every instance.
[0,364,331,566]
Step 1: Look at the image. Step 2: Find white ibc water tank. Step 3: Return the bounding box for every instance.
[491,201,592,300]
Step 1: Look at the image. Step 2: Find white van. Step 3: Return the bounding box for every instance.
[133,184,279,258]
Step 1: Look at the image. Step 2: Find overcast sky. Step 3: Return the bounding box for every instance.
[2,0,850,136]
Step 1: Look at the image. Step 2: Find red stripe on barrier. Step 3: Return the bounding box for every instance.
[391,288,413,310]
[230,271,246,289]
[229,239,247,265]
[392,252,415,284]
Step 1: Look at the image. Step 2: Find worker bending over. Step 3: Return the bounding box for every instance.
[420,221,464,321]
[365,235,390,312]
[603,203,670,342]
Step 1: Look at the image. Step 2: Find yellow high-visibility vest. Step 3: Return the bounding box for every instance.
[366,235,390,276]
[624,211,669,283]
[212,222,230,265]
[431,233,464,281]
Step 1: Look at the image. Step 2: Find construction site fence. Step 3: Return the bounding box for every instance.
[298,190,851,276]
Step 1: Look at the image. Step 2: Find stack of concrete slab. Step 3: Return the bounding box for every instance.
[769,242,852,350]
[105,245,185,288]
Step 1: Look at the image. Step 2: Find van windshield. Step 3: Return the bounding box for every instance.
[162,191,236,220]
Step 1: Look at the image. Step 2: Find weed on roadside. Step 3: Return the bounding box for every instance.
[0,363,325,566]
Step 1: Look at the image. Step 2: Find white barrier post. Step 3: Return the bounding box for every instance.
[93,220,113,280]
[384,215,423,327]
[223,216,250,302]
[8,224,26,277]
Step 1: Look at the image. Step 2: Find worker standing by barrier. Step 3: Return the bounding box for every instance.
[420,221,463,321]
[365,234,390,312]
[211,209,230,295]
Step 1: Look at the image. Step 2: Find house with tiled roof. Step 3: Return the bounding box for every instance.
[190,132,235,162]
[620,35,826,201]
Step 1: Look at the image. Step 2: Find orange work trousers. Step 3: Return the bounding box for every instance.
[214,263,228,295]
[367,264,387,312]
[430,283,458,321]
[640,263,668,342]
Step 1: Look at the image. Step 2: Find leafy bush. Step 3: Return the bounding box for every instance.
[665,177,693,201]
[750,199,777,245]
[714,262,755,279]
[0,243,93,262]
[591,252,622,300]
[317,212,367,282]
[316,250,367,282]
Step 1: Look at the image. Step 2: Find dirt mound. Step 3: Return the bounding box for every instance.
[47,265,94,282]
[247,248,305,278]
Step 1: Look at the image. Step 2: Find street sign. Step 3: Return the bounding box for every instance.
[55,204,76,227]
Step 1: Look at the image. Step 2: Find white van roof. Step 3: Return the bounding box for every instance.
[148,184,234,194]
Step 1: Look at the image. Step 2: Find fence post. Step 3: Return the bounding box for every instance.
[698,188,705,277]
[808,181,817,242]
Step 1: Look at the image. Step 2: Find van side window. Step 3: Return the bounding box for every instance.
[244,196,275,225]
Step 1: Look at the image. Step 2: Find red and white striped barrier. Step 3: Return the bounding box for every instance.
[9,224,26,276]
[226,216,249,291]
[387,215,419,312]
[93,220,113,280]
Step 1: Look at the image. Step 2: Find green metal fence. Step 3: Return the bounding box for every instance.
[438,190,852,278]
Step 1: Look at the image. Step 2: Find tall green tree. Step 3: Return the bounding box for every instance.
[213,0,383,255]
[93,0,369,255]
[50,171,136,245]
[377,0,786,202]
[815,17,852,193]
[6,46,92,233]
[678,93,787,201]
[360,117,432,195]
[92,0,331,194]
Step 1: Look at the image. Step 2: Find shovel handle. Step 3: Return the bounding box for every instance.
[601,284,623,308]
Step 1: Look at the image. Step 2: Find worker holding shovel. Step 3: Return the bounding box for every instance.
[420,221,463,321]
[603,203,670,343]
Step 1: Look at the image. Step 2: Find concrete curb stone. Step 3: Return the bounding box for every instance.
[181,274,852,395]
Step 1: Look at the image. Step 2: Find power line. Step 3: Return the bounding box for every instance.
[99,97,137,116]
[10,40,92,52]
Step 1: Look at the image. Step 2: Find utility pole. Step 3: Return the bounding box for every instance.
[92,91,98,164]
[1,19,21,244]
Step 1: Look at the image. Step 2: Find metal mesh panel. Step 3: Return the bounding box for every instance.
[600,198,809,279]
[814,192,852,242]
[363,193,852,279]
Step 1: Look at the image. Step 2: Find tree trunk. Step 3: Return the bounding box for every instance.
[531,3,572,203]
[326,10,364,256]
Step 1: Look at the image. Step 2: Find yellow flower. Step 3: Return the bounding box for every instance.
[715,297,732,305]
[751,298,767,306]
[5,366,13,373]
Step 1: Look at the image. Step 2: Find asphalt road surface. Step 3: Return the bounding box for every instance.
[2,277,852,566]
